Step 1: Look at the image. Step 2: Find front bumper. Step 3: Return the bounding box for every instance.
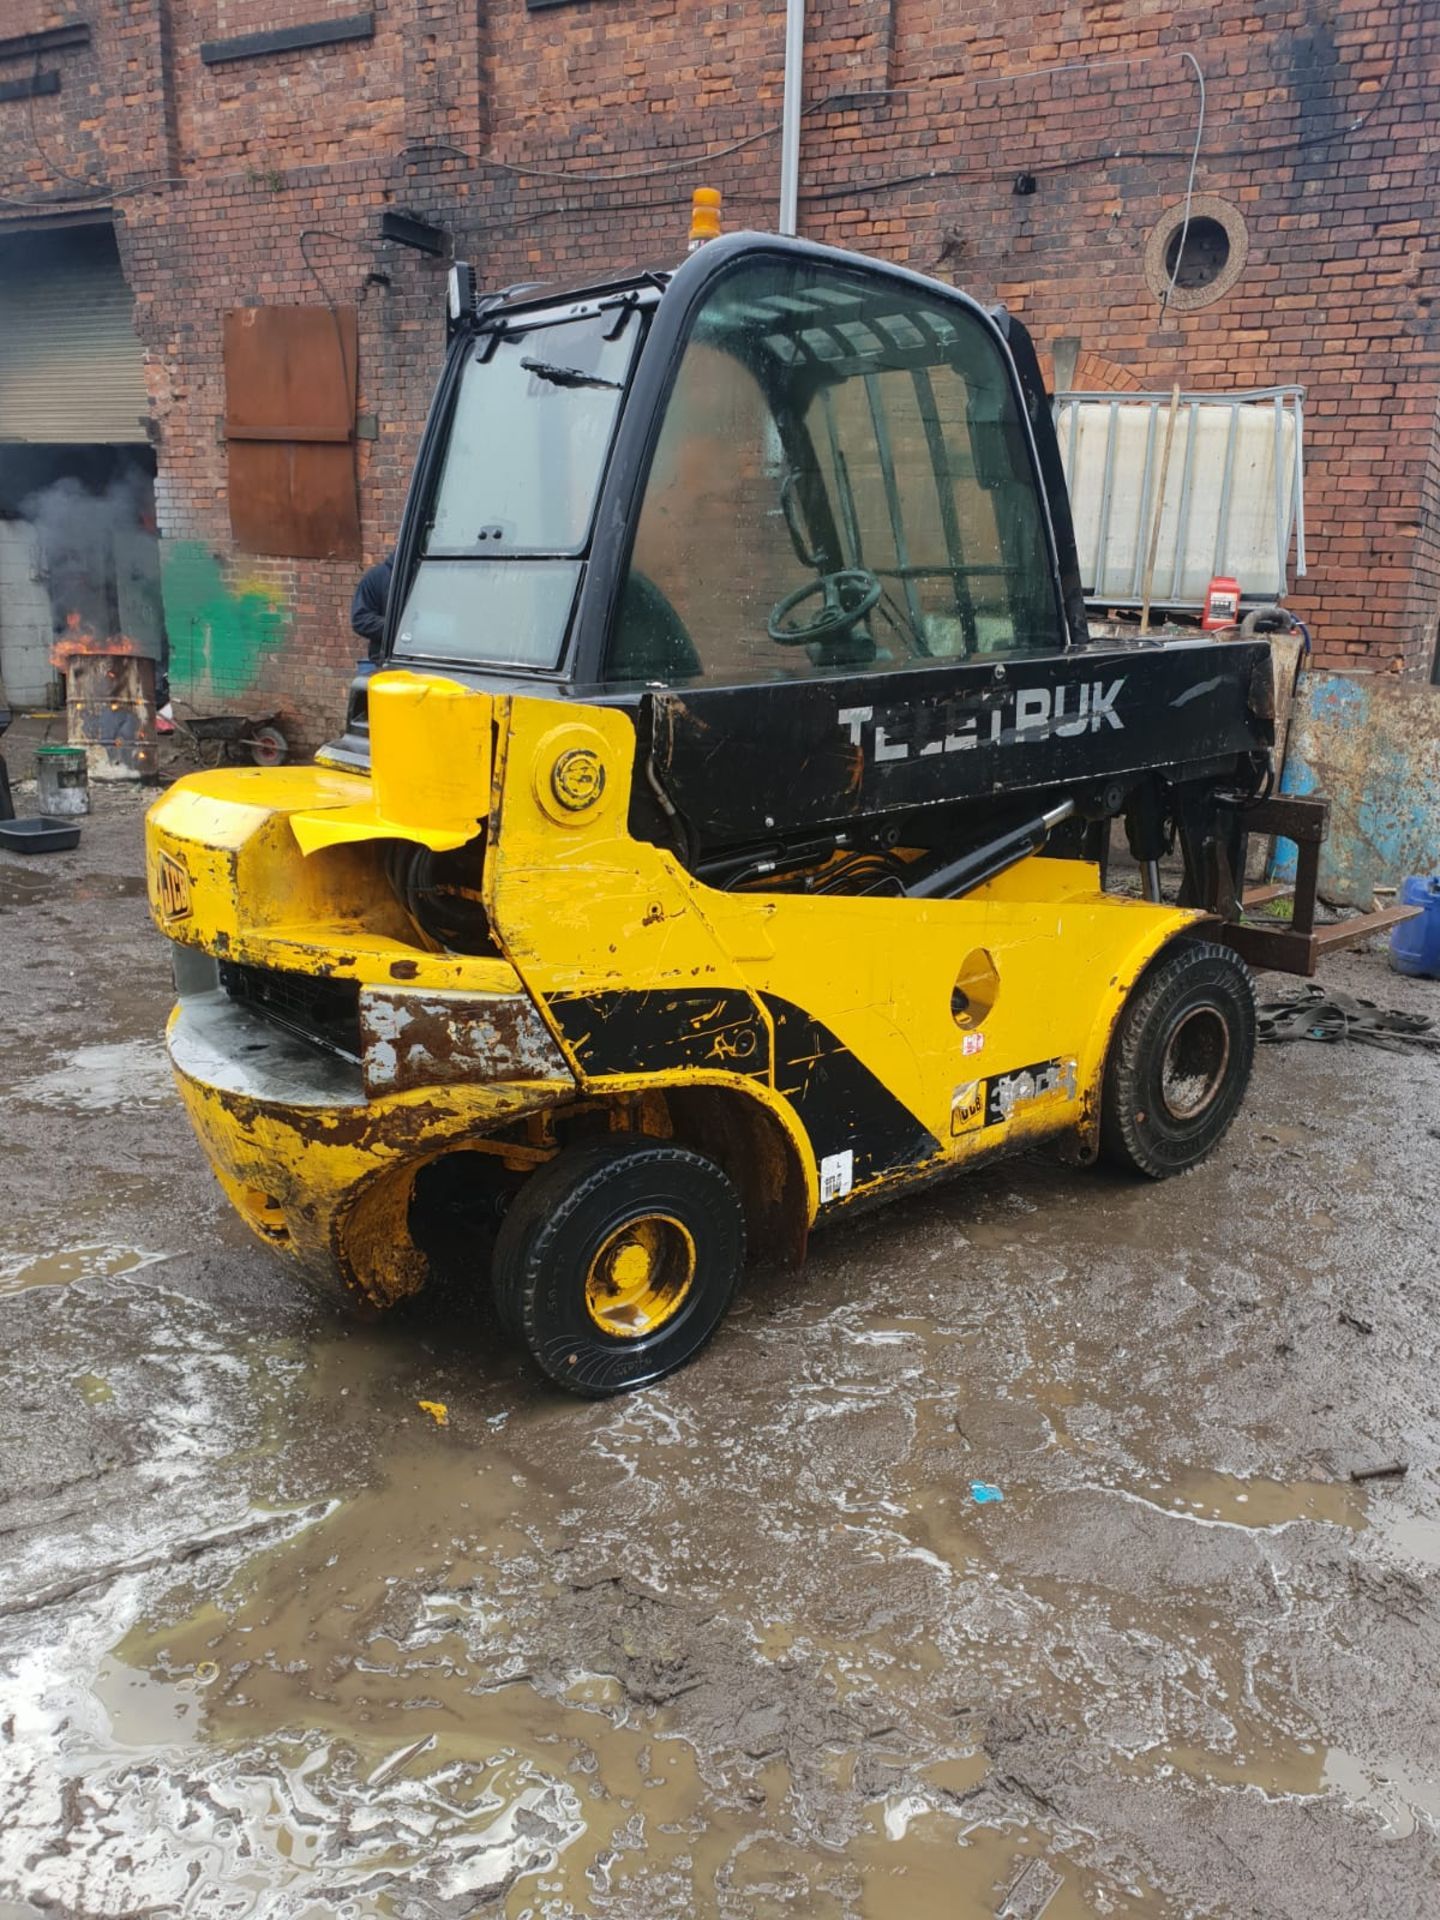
[168,976,574,1308]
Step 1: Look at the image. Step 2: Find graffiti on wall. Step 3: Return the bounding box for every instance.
[160,542,288,700]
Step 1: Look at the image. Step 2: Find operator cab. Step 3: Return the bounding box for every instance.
[328,234,1123,859]
[388,237,1074,684]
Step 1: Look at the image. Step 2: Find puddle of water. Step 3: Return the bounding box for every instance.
[0,1244,166,1295]
[76,1639,1171,1919]
[1124,1470,1365,1532]
[1141,1740,1440,1840]
[0,864,62,910]
[15,1039,174,1111]
[0,866,147,911]
[3,1272,1409,1918]
[52,1317,1170,1920]
[1321,1746,1440,1838]
[1369,1504,1440,1569]
[853,1804,1164,1918]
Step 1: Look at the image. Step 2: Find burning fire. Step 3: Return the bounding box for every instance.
[51,611,145,669]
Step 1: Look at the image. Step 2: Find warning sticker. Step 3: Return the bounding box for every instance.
[819,1149,855,1204]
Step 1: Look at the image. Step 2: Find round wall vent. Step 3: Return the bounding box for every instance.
[1144,196,1249,311]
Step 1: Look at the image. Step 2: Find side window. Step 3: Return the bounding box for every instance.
[606,261,1064,687]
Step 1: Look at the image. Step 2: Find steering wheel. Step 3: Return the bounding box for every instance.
[768,569,884,646]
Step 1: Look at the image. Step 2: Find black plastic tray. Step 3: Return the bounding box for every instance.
[0,815,82,854]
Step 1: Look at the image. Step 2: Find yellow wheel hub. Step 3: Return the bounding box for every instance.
[584,1214,697,1339]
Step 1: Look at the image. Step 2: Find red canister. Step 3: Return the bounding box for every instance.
[1202,575,1241,630]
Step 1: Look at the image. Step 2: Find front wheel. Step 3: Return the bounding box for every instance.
[490,1138,745,1396]
[1100,939,1256,1178]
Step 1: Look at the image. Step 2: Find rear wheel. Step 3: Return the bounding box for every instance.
[1100,939,1255,1178]
[491,1138,745,1396]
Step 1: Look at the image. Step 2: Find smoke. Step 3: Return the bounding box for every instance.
[20,468,153,565]
[17,463,162,657]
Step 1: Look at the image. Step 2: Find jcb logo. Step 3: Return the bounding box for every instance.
[157,851,192,921]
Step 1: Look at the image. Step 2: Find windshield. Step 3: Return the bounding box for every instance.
[393,306,641,669]
[606,261,1061,689]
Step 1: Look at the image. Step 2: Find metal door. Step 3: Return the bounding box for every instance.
[0,225,148,446]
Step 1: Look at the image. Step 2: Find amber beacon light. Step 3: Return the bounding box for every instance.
[688,187,722,250]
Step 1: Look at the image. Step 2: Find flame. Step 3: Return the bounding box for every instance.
[51,613,145,668]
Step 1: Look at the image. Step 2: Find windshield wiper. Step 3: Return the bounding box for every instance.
[520,359,623,392]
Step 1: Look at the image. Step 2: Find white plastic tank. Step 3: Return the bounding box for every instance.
[1054,389,1304,609]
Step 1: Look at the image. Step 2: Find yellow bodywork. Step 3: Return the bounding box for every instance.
[147,672,1206,1309]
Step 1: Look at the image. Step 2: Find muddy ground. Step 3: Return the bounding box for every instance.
[2,790,1439,1920]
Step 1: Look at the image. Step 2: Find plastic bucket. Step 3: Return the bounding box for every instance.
[34,744,90,817]
[1390,875,1440,980]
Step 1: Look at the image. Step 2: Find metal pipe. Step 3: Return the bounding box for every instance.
[779,0,805,236]
[1143,859,1162,903]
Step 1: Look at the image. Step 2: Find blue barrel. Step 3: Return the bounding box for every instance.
[1390,876,1440,979]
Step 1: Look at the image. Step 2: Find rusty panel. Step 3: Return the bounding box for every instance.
[1277,671,1440,907]
[223,307,356,441]
[359,987,572,1099]
[228,440,361,559]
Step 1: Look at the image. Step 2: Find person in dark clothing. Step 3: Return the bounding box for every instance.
[350,551,394,659]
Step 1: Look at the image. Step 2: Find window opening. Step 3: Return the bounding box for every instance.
[1164,215,1230,293]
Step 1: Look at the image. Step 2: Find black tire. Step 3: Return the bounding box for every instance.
[490,1137,745,1397]
[1100,939,1256,1179]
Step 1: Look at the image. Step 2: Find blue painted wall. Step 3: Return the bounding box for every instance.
[1277,671,1440,906]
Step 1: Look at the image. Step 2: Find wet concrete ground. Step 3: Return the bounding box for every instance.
[2,792,1440,1919]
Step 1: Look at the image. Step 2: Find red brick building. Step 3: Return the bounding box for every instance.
[0,0,1436,742]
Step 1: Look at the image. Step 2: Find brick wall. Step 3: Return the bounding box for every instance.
[1,0,1437,742]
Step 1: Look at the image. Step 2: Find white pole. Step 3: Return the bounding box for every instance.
[779,0,804,236]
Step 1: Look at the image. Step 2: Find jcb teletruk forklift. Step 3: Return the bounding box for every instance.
[149,225,1315,1394]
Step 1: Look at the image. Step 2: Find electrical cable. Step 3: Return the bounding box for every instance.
[0,49,184,208]
[298,227,368,541]
[395,92,847,185]
[1,0,1418,218]
[398,0,1412,194]
[1159,52,1205,315]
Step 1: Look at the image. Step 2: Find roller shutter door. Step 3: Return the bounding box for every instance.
[0,224,148,445]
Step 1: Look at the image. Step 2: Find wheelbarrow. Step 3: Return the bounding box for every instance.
[168,711,289,768]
